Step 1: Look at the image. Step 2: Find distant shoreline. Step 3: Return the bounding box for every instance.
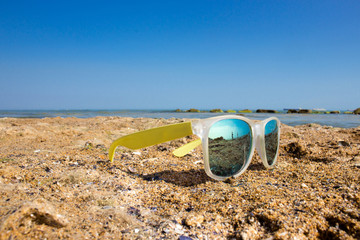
[0,109,359,128]
[0,108,358,113]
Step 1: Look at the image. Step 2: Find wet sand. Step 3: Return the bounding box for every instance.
[0,117,359,239]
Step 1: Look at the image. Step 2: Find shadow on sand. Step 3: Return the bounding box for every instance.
[127,163,268,187]
[136,169,215,187]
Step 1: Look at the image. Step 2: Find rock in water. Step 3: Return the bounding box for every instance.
[298,109,312,114]
[287,109,299,113]
[256,109,278,113]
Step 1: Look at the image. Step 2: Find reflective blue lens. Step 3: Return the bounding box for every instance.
[208,119,252,177]
[264,120,279,165]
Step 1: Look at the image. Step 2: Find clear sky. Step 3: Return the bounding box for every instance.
[1,0,359,110]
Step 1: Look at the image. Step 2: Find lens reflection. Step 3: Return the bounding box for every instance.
[208,119,252,177]
[264,120,279,165]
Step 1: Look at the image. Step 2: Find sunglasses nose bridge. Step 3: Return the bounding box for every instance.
[253,122,265,159]
[253,122,262,141]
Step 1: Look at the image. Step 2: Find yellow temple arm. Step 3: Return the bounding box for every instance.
[109,122,193,162]
[173,139,202,157]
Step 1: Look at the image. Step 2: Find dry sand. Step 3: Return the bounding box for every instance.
[0,117,359,239]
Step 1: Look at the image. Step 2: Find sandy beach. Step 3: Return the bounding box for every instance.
[0,116,359,239]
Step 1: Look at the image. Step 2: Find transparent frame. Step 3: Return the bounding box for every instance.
[191,115,281,181]
[108,115,281,181]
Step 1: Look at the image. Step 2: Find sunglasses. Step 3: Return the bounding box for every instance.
[109,115,280,181]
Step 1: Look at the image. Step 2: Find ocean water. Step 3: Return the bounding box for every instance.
[0,110,359,128]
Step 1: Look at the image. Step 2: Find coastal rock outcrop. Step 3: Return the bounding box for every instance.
[354,108,360,114]
[298,109,312,114]
[287,109,299,114]
[256,109,278,113]
[238,109,252,113]
[186,108,200,113]
[210,109,223,113]
[225,110,236,113]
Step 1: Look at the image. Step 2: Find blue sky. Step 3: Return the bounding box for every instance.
[0,0,359,110]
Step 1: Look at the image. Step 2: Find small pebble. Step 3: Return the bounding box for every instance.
[354,162,360,168]
[175,224,184,234]
[338,140,350,147]
[179,236,192,240]
[128,207,141,217]
[184,214,204,227]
